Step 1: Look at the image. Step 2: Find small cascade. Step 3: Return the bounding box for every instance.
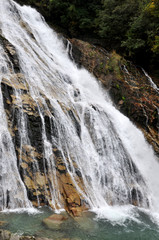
[141,68,159,134]
[123,65,130,75]
[66,40,74,62]
[142,68,159,92]
[0,0,159,218]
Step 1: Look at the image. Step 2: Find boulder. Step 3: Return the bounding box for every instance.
[42,213,68,230]
[0,229,11,240]
[0,221,7,226]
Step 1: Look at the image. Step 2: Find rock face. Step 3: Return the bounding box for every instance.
[0,34,87,216]
[1,28,158,217]
[1,0,159,217]
[70,38,159,156]
[0,32,157,216]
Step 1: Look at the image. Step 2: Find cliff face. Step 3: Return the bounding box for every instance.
[1,29,158,216]
[70,38,159,156]
[0,35,88,216]
[0,31,153,215]
[1,0,159,215]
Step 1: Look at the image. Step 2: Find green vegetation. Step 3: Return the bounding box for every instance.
[16,0,159,77]
[106,51,123,78]
[95,0,144,49]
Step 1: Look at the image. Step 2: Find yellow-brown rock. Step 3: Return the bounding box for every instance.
[1,66,87,215]
[0,221,7,226]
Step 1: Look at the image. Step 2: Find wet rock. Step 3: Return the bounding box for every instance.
[71,44,82,68]
[1,31,156,216]
[70,38,159,156]
[35,238,50,240]
[68,110,81,138]
[131,187,143,206]
[1,63,88,213]
[36,238,52,240]
[10,235,20,240]
[74,211,96,232]
[0,229,56,240]
[20,237,35,240]
[42,213,68,230]
[0,35,20,73]
[0,229,11,240]
[0,221,7,226]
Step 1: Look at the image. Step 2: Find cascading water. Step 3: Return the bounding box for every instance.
[0,0,159,224]
[142,68,159,92]
[0,23,32,210]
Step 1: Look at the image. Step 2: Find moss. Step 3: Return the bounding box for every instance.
[99,61,104,70]
[89,51,96,57]
[106,51,124,79]
[116,84,120,89]
[122,96,126,101]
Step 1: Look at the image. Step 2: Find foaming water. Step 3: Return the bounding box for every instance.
[92,205,142,225]
[1,206,159,240]
[1,207,41,214]
[0,0,159,226]
[142,68,159,92]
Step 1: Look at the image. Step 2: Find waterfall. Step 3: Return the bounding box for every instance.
[142,68,159,92]
[0,0,159,220]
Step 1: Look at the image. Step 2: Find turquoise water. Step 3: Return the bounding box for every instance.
[0,207,159,240]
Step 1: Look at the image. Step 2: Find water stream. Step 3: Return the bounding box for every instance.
[0,0,159,238]
[1,206,159,239]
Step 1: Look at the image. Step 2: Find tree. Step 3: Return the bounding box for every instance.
[95,0,145,49]
[47,0,101,36]
[146,0,159,54]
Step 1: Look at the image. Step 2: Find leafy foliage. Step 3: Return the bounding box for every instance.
[16,0,159,76]
[42,0,102,36]
[95,0,144,49]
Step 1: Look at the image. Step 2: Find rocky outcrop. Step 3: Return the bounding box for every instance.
[1,32,158,217]
[1,29,158,218]
[70,38,159,156]
[0,229,34,240]
[0,35,88,216]
[0,228,80,240]
[0,229,62,240]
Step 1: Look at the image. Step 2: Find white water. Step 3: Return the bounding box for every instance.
[0,34,31,210]
[142,68,159,92]
[0,0,159,224]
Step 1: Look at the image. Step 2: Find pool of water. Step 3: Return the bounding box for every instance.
[0,206,159,240]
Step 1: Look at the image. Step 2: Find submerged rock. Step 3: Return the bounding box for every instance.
[74,211,96,231]
[0,229,11,240]
[0,221,7,226]
[42,213,68,230]
[0,229,54,240]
